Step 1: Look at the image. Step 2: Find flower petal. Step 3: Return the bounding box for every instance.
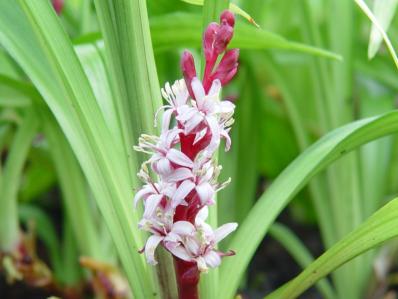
[173,79,189,106]
[193,128,207,145]
[172,221,196,235]
[143,194,163,218]
[204,116,221,157]
[163,232,182,251]
[214,222,238,243]
[168,245,193,262]
[208,79,222,98]
[161,109,174,133]
[196,256,209,272]
[144,235,164,265]
[204,251,221,268]
[218,100,235,114]
[195,206,209,226]
[196,182,215,205]
[167,148,194,168]
[191,77,205,107]
[134,185,153,207]
[154,157,173,176]
[221,128,232,151]
[171,180,195,208]
[185,237,200,255]
[184,113,204,134]
[165,167,193,183]
[176,105,195,122]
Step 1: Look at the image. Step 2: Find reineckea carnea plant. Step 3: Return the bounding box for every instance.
[1,1,398,299]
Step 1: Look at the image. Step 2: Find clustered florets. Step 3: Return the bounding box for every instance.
[134,10,239,273]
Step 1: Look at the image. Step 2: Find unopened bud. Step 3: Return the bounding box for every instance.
[212,49,239,86]
[52,0,64,15]
[203,23,219,63]
[181,51,197,98]
[220,10,235,27]
[213,25,234,56]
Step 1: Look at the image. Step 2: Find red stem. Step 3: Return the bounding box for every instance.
[174,257,200,299]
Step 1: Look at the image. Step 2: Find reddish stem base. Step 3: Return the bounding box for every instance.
[173,257,200,299]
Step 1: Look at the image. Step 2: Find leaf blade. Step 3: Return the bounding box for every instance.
[218,111,398,299]
[266,198,398,299]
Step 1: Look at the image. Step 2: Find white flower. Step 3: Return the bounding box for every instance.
[177,157,231,206]
[134,75,237,271]
[134,128,193,177]
[163,207,238,272]
[176,77,235,156]
[157,79,189,132]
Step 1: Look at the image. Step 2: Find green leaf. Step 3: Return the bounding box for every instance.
[75,43,120,140]
[355,0,398,69]
[93,1,176,297]
[40,107,102,260]
[218,110,398,299]
[0,2,156,297]
[268,223,336,299]
[182,0,259,27]
[266,197,398,299]
[0,74,32,107]
[150,13,341,60]
[368,0,398,59]
[93,0,162,176]
[0,110,38,251]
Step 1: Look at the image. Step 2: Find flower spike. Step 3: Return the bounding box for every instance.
[134,10,240,299]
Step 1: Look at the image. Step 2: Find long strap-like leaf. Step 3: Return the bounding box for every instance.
[219,110,398,299]
[266,197,398,298]
[0,110,37,251]
[0,2,155,297]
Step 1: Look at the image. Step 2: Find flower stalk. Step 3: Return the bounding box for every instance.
[134,10,239,299]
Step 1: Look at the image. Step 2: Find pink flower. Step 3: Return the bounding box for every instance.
[133,11,239,283]
[176,78,235,156]
[134,128,193,176]
[164,207,237,272]
[141,208,236,268]
[158,79,189,132]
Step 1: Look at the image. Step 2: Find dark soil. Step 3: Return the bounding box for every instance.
[239,209,325,299]
[0,275,54,299]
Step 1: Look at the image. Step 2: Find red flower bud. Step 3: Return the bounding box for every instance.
[213,24,234,56]
[211,49,239,86]
[220,10,235,27]
[203,23,219,63]
[52,0,64,15]
[181,51,197,99]
[182,10,238,97]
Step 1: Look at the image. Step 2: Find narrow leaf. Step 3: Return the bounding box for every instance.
[182,0,259,27]
[269,223,336,299]
[150,13,341,60]
[0,110,38,251]
[368,0,398,59]
[266,198,398,299]
[355,0,398,68]
[219,111,398,299]
[0,2,155,297]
